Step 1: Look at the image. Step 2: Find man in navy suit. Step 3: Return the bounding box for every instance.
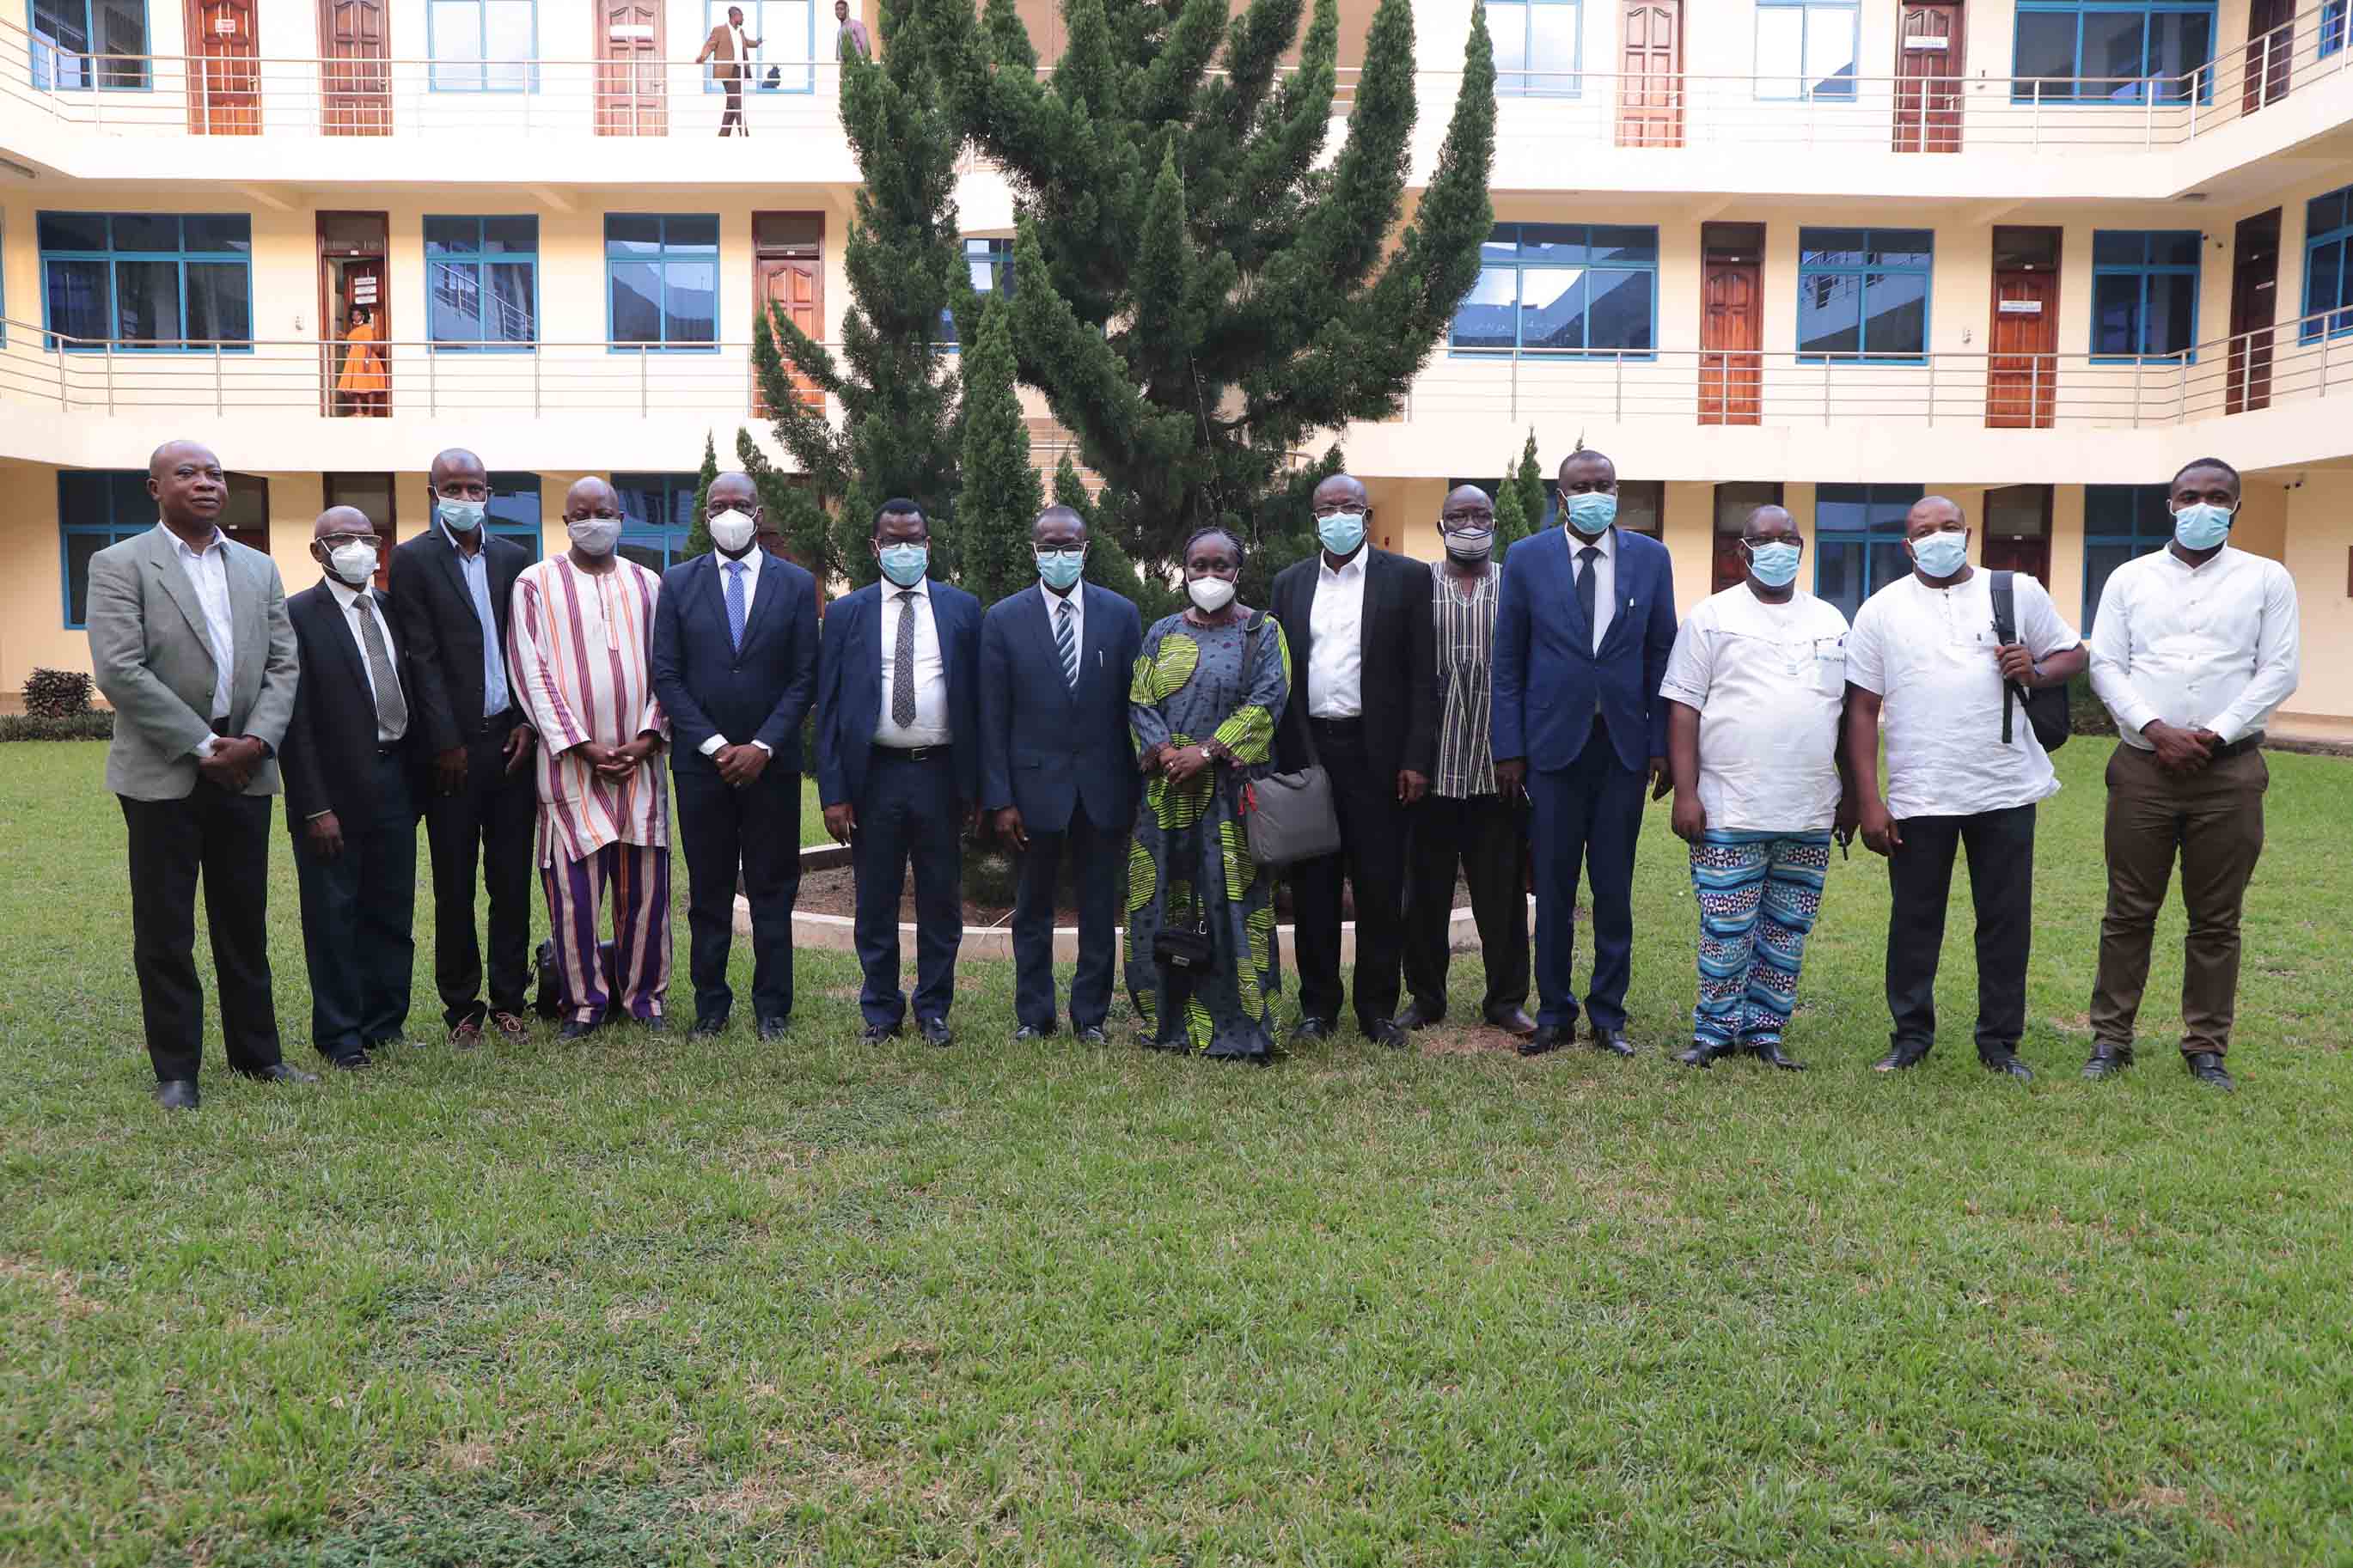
[979,505,1145,1043]
[651,472,821,1040]
[816,499,982,1046]
[1493,447,1679,1059]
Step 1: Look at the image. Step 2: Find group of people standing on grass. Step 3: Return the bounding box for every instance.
[86,436,2299,1110]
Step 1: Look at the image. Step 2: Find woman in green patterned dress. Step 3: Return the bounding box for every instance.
[1126,528,1292,1061]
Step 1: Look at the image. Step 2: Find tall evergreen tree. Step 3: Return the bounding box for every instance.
[953,296,1044,610]
[1512,426,1546,538]
[1492,467,1529,558]
[733,430,840,582]
[929,0,1496,578]
[685,431,720,558]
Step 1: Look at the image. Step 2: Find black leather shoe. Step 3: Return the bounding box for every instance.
[1075,1024,1109,1045]
[2081,1043,2133,1081]
[757,1016,790,1041]
[1676,1040,1735,1069]
[1394,1002,1445,1031]
[1874,1040,1931,1072]
[1011,1024,1054,1041]
[2185,1051,2234,1091]
[691,1015,728,1039]
[1519,1024,1568,1058]
[1587,1026,1636,1057]
[1979,1048,2033,1082]
[154,1079,199,1111]
[1365,1017,1410,1049]
[920,1017,954,1047]
[558,1018,601,1042]
[241,1062,320,1084]
[1487,1006,1540,1040]
[638,1015,669,1034]
[1288,1016,1334,1046]
[326,1049,372,1071]
[860,1022,901,1044]
[1751,1040,1806,1071]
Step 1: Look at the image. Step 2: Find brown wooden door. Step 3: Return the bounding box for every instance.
[597,0,667,136]
[1699,232,1762,426]
[1986,228,2059,429]
[2244,0,2294,116]
[2228,209,2280,415]
[1616,2,1681,149]
[319,0,390,135]
[1981,534,2051,583]
[1892,3,1963,152]
[187,0,260,134]
[755,258,826,415]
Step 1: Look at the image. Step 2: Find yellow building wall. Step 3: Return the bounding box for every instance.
[2281,473,2353,723]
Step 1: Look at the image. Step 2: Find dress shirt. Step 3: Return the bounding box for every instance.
[1039,578,1084,669]
[729,22,748,58]
[837,17,871,55]
[874,575,951,747]
[1658,585,1850,833]
[442,517,511,720]
[2089,545,2301,748]
[698,549,776,757]
[166,525,235,757]
[1306,548,1368,718]
[1569,523,1617,652]
[323,576,408,745]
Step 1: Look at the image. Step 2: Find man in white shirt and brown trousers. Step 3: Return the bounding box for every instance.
[2084,457,2300,1091]
[696,5,761,136]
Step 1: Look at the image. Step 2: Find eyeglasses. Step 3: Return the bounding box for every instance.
[1441,510,1494,527]
[319,534,379,549]
[1034,546,1085,558]
[1739,535,1800,548]
[1311,503,1368,520]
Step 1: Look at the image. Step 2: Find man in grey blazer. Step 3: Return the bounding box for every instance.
[87,440,313,1109]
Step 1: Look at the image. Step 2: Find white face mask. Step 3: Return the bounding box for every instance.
[568,518,623,558]
[327,542,377,586]
[1187,576,1237,613]
[708,508,756,554]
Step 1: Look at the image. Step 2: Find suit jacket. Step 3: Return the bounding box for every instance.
[699,21,750,76]
[815,577,981,808]
[87,525,297,801]
[1491,524,1679,776]
[280,578,422,827]
[650,549,821,777]
[387,526,531,754]
[1270,546,1438,783]
[978,582,1143,834]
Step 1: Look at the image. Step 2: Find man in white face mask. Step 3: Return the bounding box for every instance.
[281,505,420,1071]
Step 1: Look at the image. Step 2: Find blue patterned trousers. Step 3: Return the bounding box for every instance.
[1689,829,1831,1049]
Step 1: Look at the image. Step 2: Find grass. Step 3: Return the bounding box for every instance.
[2,738,2350,1566]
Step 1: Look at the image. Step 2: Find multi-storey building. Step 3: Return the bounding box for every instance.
[4,0,2351,729]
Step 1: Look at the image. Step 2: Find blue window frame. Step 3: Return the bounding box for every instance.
[1452,223,1659,358]
[2301,186,2353,345]
[38,212,252,352]
[2090,230,2200,362]
[612,473,697,571]
[1490,0,1580,97]
[939,237,1012,349]
[1755,0,1857,101]
[427,0,536,90]
[487,471,542,562]
[28,0,148,89]
[704,0,816,95]
[605,215,718,351]
[2011,3,2215,104]
[1812,484,1922,621]
[2325,0,2348,58]
[57,469,153,627]
[1796,228,1931,363]
[425,216,538,350]
[2082,483,2171,628]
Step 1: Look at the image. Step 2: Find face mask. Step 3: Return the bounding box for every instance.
[567,518,622,557]
[1909,529,1969,580]
[327,542,377,586]
[439,499,486,533]
[1187,575,1236,613]
[877,543,928,587]
[1443,528,1494,563]
[1316,510,1366,557]
[1745,540,1802,589]
[1036,547,1085,592]
[1562,491,1617,537]
[2173,502,2234,552]
[708,509,756,555]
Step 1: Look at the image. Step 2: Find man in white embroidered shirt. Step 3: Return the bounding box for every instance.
[2083,457,2300,1092]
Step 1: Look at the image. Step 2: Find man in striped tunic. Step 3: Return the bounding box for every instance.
[507,477,673,1040]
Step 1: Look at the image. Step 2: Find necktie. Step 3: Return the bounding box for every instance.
[1576,546,1599,651]
[352,595,408,740]
[1055,597,1079,689]
[724,560,747,652]
[892,590,919,729]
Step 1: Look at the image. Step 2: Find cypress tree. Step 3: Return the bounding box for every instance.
[733,429,840,582]
[1492,468,1529,558]
[1511,426,1545,539]
[684,431,720,558]
[953,296,1044,611]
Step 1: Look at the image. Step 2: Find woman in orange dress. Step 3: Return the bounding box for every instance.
[336,305,388,416]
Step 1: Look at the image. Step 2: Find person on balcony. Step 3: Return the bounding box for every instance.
[335,305,388,418]
[697,5,763,137]
[834,0,871,60]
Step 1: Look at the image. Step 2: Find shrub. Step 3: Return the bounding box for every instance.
[0,712,114,741]
[21,668,93,719]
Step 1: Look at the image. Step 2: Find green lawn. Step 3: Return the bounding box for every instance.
[3,739,2350,1566]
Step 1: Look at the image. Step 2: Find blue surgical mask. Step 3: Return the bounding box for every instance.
[1036,546,1085,591]
[1316,510,1366,556]
[1746,540,1803,589]
[877,542,928,587]
[2173,502,2234,552]
[1562,491,1617,536]
[439,499,486,533]
[1909,529,1970,579]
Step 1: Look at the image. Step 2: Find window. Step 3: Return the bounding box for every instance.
[606,215,718,350]
[1491,0,1580,96]
[1755,0,1856,101]
[487,471,542,561]
[425,217,537,350]
[2082,484,2171,627]
[218,472,270,554]
[2302,186,2353,345]
[1712,481,1784,590]
[1614,480,1663,536]
[940,237,1012,349]
[1452,223,1659,359]
[613,473,697,571]
[57,469,152,627]
[2011,2,2215,104]
[2325,0,2348,58]
[1812,482,1921,619]
[705,0,815,94]
[29,0,146,89]
[38,212,251,352]
[1796,228,1931,363]
[2090,230,2200,362]
[428,0,536,91]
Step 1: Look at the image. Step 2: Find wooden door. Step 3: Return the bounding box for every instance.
[1616,2,1681,149]
[319,0,390,135]
[1699,237,1762,426]
[186,0,260,135]
[755,257,826,414]
[1981,534,2051,582]
[1986,228,2059,429]
[1892,3,1963,153]
[2228,209,2280,415]
[596,0,667,136]
[2244,0,2294,117]
[320,213,391,418]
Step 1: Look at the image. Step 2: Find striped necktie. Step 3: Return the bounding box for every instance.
[1054,596,1079,689]
[724,560,747,651]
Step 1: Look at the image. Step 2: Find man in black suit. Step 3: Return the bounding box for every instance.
[650,471,821,1040]
[388,448,537,1048]
[1271,472,1439,1049]
[282,505,421,1070]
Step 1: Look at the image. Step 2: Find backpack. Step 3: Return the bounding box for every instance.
[1989,570,2071,753]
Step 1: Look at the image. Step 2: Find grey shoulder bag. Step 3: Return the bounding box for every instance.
[1238,611,1342,868]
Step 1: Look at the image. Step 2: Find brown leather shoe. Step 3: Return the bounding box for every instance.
[487,1010,530,1043]
[1486,1006,1539,1039]
[449,1017,484,1050]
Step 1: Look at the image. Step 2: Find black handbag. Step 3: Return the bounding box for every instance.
[1151,810,1218,973]
[1989,570,2071,753]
